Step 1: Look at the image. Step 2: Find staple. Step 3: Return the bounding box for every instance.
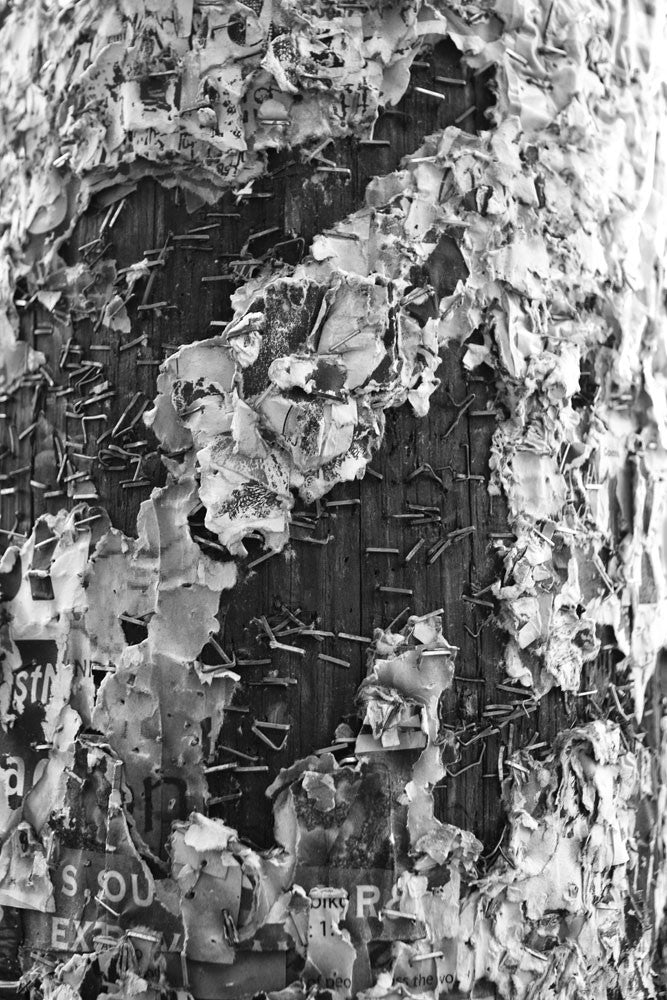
[411,952,445,962]
[33,535,56,550]
[201,274,235,283]
[43,489,65,499]
[382,909,419,921]
[64,768,85,786]
[199,659,238,676]
[387,606,411,630]
[447,744,485,777]
[118,613,147,627]
[538,44,567,56]
[280,605,306,628]
[407,463,445,488]
[31,954,57,969]
[98,203,116,236]
[112,393,143,436]
[414,86,447,101]
[411,608,443,623]
[215,746,258,764]
[107,197,127,230]
[326,498,360,508]
[78,237,102,253]
[72,367,103,388]
[88,241,112,268]
[366,547,399,554]
[224,705,250,713]
[461,593,493,609]
[292,534,334,546]
[338,632,371,644]
[0,527,25,539]
[0,487,17,496]
[506,761,530,775]
[208,793,243,807]
[64,470,88,484]
[532,527,555,547]
[506,47,528,66]
[92,935,120,949]
[402,287,430,307]
[18,420,38,441]
[318,653,350,668]
[575,689,598,697]
[39,366,54,387]
[454,674,485,684]
[465,725,497,746]
[292,511,317,524]
[259,615,275,641]
[60,337,73,366]
[365,467,383,480]
[136,302,171,312]
[79,391,115,408]
[247,227,281,244]
[322,229,360,245]
[454,104,476,125]
[33,327,54,336]
[404,538,425,563]
[435,75,466,86]
[495,683,532,696]
[121,480,150,489]
[609,683,629,721]
[234,765,270,773]
[173,233,210,243]
[96,896,120,918]
[270,640,305,657]
[107,443,134,458]
[427,539,448,564]
[141,234,172,305]
[204,763,238,774]
[314,742,352,756]
[208,634,233,663]
[255,721,290,733]
[247,677,298,687]
[252,726,288,752]
[316,167,352,176]
[497,744,505,781]
[127,930,162,944]
[247,550,278,570]
[378,586,413,596]
[359,138,391,147]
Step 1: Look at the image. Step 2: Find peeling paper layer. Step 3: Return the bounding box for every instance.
[1,0,667,997]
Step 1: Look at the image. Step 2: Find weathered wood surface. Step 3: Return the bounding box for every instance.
[3,38,648,866]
